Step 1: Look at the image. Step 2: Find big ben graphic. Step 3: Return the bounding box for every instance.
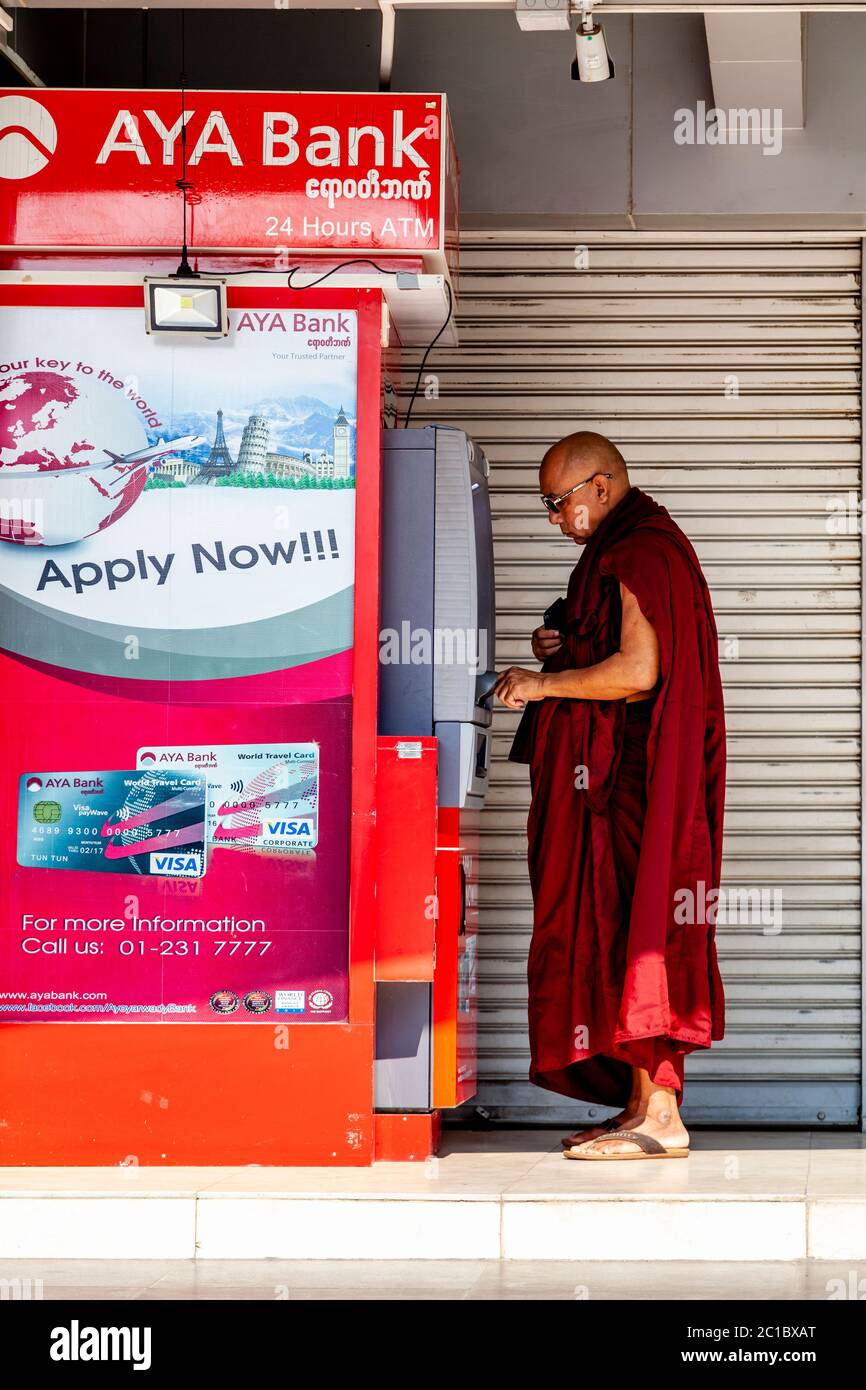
[332,406,350,479]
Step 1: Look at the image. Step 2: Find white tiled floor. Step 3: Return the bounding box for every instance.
[0,1258,864,1300]
[0,1129,864,1262]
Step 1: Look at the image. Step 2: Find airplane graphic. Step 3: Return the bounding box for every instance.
[102,434,206,473]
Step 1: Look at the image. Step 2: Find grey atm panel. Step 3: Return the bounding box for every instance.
[379,425,496,809]
[376,426,495,1109]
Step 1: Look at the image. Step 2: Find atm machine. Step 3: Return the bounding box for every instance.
[374,425,496,1156]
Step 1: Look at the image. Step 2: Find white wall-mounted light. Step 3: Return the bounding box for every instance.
[144,277,228,339]
[573,5,615,82]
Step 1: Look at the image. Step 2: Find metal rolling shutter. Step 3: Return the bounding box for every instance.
[410,232,862,1127]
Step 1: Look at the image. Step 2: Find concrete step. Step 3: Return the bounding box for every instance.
[0,1130,864,1261]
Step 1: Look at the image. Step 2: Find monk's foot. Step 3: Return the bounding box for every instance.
[563,1103,689,1159]
[559,1109,633,1150]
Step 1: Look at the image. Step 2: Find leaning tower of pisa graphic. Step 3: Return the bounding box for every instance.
[237,414,270,475]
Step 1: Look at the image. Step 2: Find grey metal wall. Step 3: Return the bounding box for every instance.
[412,232,862,1127]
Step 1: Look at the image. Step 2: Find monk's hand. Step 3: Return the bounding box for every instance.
[531,626,563,662]
[494,667,547,710]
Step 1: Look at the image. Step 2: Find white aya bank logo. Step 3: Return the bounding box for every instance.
[0,95,57,180]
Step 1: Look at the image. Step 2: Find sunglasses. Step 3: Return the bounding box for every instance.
[541,471,613,514]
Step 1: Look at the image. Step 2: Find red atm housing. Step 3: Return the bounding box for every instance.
[0,283,384,1166]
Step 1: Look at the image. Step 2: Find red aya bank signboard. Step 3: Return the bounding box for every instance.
[0,89,457,261]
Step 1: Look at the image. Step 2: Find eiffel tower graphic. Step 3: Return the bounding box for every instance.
[194,408,234,484]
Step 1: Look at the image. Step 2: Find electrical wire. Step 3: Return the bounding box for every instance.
[286,259,400,288]
[175,12,194,278]
[404,277,453,428]
[185,252,455,433]
[196,259,399,280]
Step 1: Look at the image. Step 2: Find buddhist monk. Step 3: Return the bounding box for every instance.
[493,433,726,1160]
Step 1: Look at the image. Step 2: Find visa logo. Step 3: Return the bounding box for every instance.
[150,852,203,878]
[266,820,312,837]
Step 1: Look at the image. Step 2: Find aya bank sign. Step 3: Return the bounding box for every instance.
[0,88,456,262]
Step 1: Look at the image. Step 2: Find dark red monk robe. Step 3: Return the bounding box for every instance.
[510,487,726,1106]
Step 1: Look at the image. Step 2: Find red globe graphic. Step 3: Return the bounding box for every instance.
[0,368,149,545]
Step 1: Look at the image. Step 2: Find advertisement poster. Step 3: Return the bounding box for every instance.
[0,301,357,1022]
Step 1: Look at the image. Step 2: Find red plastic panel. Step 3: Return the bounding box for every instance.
[374,737,437,982]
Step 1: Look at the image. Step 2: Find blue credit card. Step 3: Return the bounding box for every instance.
[17,769,207,877]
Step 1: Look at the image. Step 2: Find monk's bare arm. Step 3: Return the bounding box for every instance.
[541,583,659,701]
[494,584,659,709]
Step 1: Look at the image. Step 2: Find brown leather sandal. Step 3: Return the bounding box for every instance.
[559,1117,620,1150]
[563,1129,689,1161]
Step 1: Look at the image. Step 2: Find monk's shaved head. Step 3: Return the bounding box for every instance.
[540,431,629,495]
[539,432,631,545]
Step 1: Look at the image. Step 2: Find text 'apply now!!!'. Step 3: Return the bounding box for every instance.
[36,531,342,596]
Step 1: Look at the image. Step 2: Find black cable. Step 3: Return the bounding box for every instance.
[196,259,399,281]
[189,257,455,428]
[285,262,454,429]
[404,278,453,428]
[196,269,282,277]
[286,259,399,289]
[175,13,194,278]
